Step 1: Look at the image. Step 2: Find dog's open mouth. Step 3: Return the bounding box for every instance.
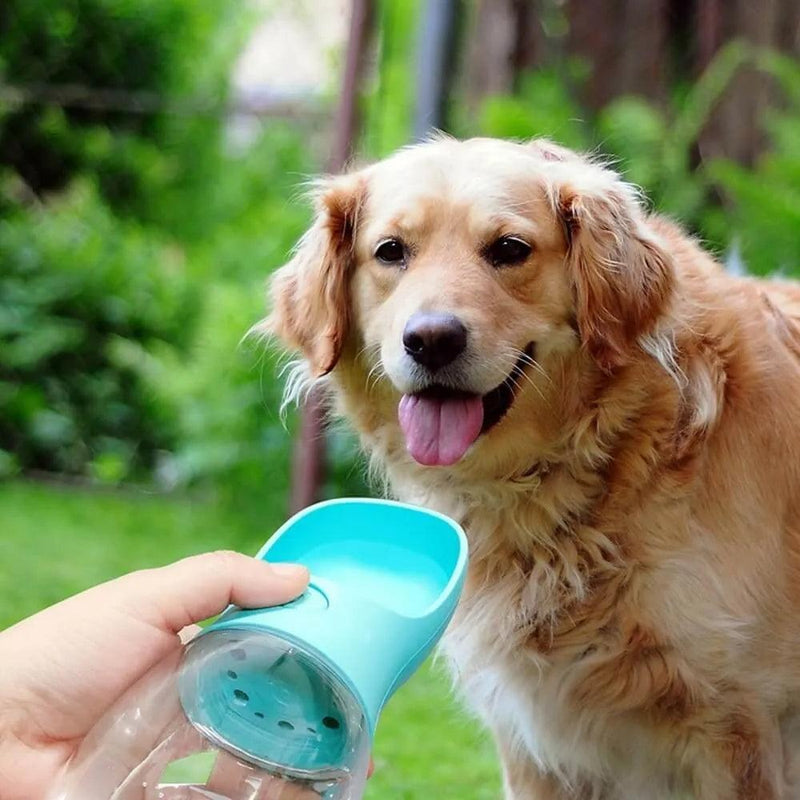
[397,344,534,467]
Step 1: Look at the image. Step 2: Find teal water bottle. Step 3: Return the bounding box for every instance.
[51,499,468,800]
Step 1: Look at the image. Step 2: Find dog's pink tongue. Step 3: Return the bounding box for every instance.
[398,393,484,466]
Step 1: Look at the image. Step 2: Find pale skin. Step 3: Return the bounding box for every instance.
[0,550,330,800]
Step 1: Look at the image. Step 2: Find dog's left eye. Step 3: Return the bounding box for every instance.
[486,236,532,267]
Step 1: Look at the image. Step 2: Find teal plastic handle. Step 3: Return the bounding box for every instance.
[214,498,468,733]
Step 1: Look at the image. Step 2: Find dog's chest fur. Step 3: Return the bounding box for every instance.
[385,464,711,798]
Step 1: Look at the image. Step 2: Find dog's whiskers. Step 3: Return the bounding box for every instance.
[494,346,551,405]
[508,372,547,404]
[366,358,387,392]
[513,348,553,386]
[355,341,380,360]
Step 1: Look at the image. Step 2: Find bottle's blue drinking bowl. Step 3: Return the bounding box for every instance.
[177,498,468,798]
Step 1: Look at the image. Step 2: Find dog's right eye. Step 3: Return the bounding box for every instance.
[374,238,406,266]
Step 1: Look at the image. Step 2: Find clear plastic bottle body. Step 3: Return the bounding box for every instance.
[49,631,371,800]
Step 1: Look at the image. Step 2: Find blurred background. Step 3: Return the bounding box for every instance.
[1,1,799,796]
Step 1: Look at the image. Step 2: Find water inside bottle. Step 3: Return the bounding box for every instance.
[48,631,370,800]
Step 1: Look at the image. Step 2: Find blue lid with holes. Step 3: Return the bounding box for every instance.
[177,498,468,783]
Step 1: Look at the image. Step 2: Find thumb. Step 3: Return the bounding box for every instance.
[115,551,310,633]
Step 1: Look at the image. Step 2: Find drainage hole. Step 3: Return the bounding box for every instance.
[231,648,247,661]
[254,712,265,719]
[226,670,238,679]
[277,720,294,730]
[233,689,249,704]
[322,716,340,729]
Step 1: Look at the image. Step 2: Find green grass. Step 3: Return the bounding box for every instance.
[0,480,279,626]
[0,480,500,799]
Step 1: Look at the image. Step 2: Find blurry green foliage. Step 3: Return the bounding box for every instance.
[141,275,367,497]
[0,181,196,480]
[479,65,590,150]
[0,0,248,213]
[164,126,312,278]
[138,282,291,494]
[0,121,320,488]
[597,44,800,275]
[0,0,333,494]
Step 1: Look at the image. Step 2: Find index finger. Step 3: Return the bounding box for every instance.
[116,551,310,633]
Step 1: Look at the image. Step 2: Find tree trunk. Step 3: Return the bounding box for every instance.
[464,0,545,112]
[566,0,670,111]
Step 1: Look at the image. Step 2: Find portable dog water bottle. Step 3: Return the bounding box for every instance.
[51,498,467,800]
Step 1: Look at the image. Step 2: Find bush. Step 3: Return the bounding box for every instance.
[136,252,368,500]
[0,0,248,223]
[478,66,590,150]
[148,123,314,271]
[141,281,291,493]
[0,1,325,492]
[0,181,197,480]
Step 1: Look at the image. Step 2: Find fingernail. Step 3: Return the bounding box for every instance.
[270,562,309,579]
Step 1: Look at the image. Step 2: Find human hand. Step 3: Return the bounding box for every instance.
[0,551,310,800]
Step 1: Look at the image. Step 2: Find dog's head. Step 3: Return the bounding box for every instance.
[264,137,674,469]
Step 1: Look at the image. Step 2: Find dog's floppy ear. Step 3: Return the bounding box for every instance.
[265,175,363,377]
[559,182,674,372]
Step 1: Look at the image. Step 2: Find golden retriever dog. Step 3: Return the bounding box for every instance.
[262,136,800,800]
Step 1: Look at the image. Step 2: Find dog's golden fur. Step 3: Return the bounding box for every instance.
[263,136,800,799]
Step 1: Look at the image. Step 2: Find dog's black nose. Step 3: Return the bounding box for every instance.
[403,312,468,371]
